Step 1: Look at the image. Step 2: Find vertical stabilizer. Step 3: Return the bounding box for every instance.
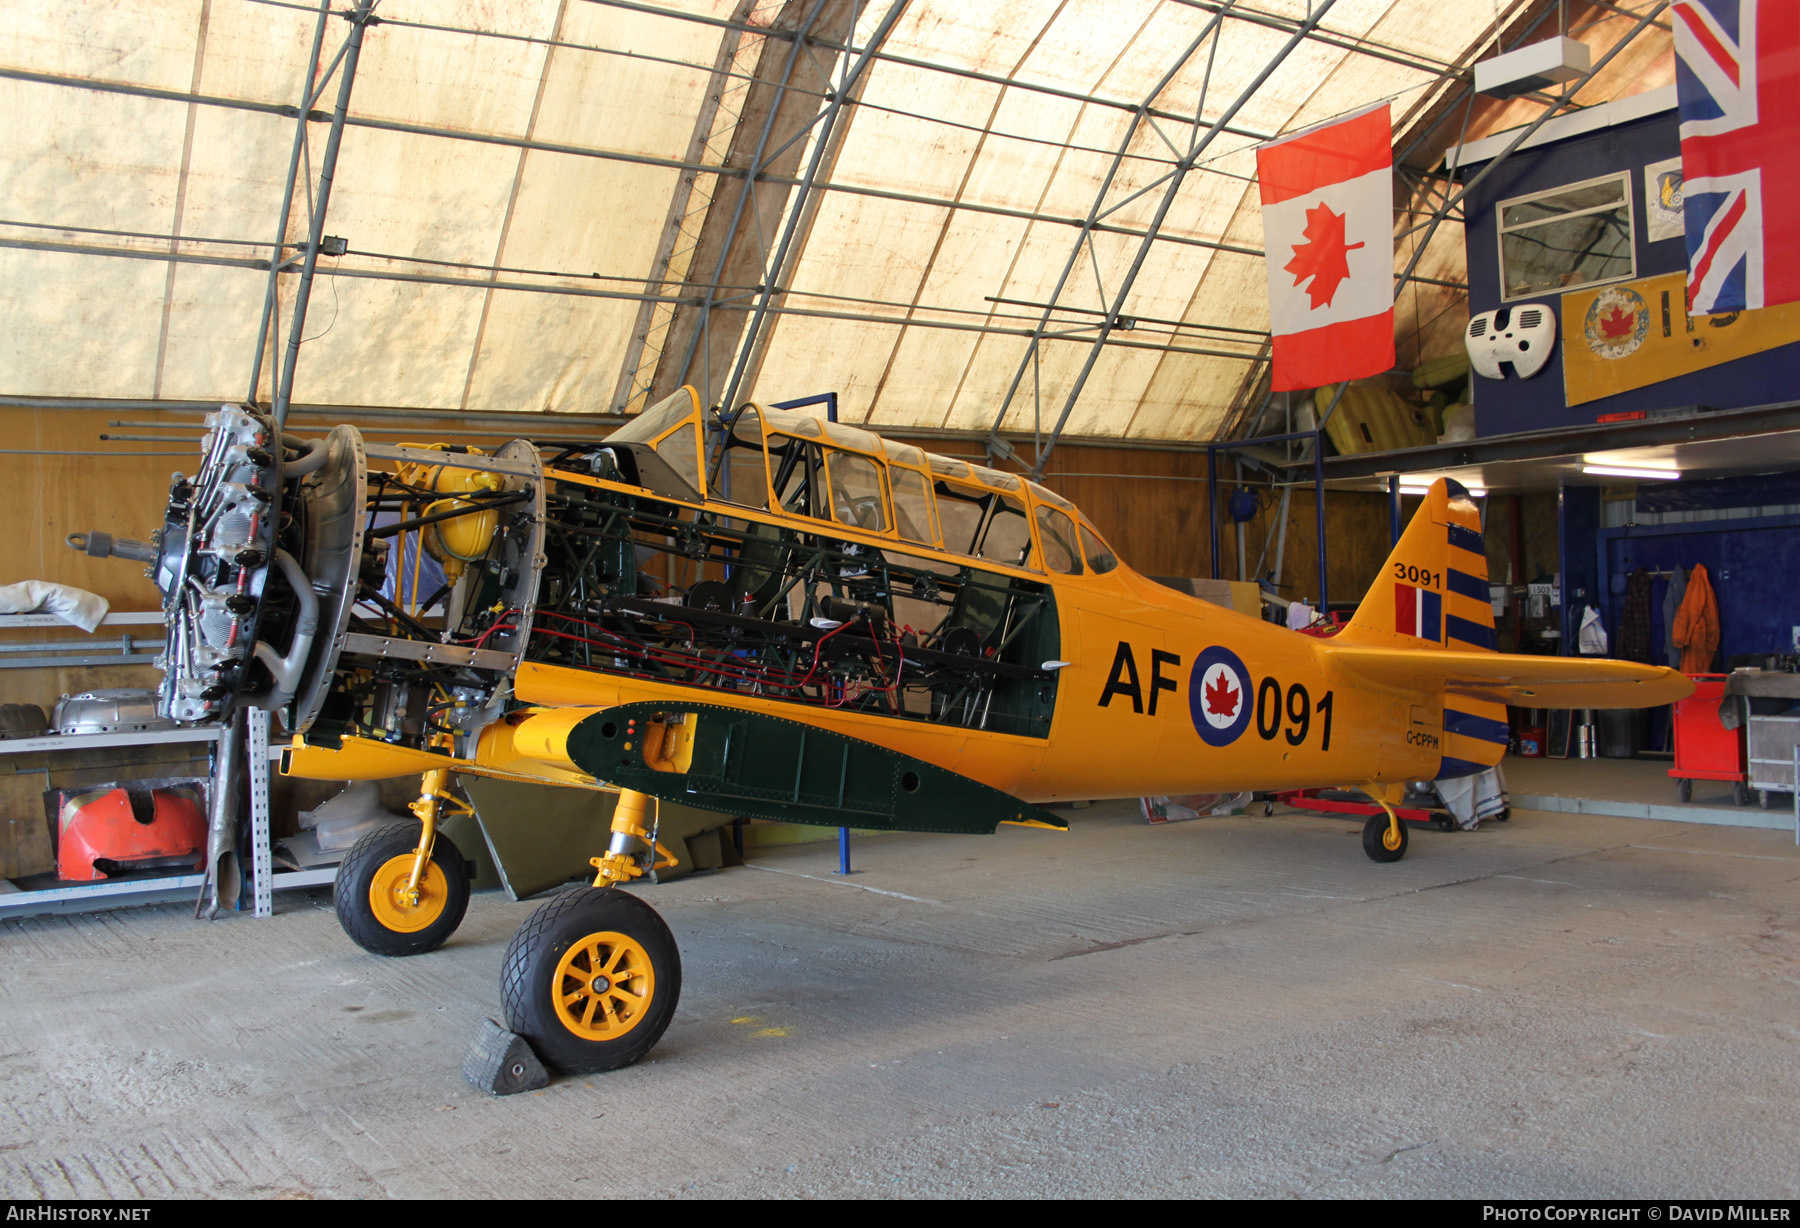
[1335,478,1504,779]
[1337,478,1495,653]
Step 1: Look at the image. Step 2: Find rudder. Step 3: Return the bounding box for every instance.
[1334,478,1504,781]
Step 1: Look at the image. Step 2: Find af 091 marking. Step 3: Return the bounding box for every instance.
[1099,640,1335,754]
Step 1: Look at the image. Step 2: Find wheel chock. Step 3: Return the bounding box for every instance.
[462,1017,550,1095]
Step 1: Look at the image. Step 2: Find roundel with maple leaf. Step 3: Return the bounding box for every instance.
[1583,286,1648,360]
[1188,645,1253,748]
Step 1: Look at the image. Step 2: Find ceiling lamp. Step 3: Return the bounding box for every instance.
[1581,464,1681,480]
[1398,478,1485,497]
[1474,37,1591,99]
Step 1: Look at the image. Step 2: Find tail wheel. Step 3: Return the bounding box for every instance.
[1361,812,1408,863]
[334,821,471,956]
[501,887,681,1075]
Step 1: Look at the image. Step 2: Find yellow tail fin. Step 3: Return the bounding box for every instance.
[1337,478,1496,654]
[1336,478,1503,779]
[1319,477,1688,777]
[1319,479,1689,780]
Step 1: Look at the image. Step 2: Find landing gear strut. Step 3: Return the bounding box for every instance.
[1361,797,1409,863]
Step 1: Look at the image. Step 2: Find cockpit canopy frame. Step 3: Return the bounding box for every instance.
[617,392,1119,579]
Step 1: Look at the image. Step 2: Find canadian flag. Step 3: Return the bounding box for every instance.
[1257,104,1395,392]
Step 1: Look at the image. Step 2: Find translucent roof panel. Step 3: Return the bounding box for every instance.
[742,0,1528,443]
[0,0,1663,452]
[0,0,737,412]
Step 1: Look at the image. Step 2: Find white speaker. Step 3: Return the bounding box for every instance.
[1466,303,1555,379]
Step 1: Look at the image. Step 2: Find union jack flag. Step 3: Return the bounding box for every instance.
[1673,1,1800,313]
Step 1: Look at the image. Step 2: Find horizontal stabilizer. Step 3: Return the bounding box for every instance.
[1332,477,1692,713]
[1326,645,1693,709]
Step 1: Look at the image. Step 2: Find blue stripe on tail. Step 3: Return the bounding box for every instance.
[1446,615,1495,650]
[1444,709,1510,744]
[1447,524,1483,554]
[1446,567,1487,602]
[1435,755,1489,780]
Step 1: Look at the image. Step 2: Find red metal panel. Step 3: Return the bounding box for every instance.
[1668,674,1746,782]
[56,787,207,882]
[1274,790,1438,823]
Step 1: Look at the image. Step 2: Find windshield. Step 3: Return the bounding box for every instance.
[1079,521,1118,574]
[608,390,694,447]
[606,390,704,499]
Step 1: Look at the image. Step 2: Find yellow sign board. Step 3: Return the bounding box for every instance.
[1561,270,1800,406]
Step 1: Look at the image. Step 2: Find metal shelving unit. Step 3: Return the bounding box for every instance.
[0,719,334,918]
[0,610,164,671]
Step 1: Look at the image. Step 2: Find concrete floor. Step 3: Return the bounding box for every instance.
[1505,755,1794,829]
[2,800,1797,1199]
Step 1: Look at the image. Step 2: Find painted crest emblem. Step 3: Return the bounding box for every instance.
[1584,286,1648,360]
[1189,646,1252,748]
[1657,169,1684,213]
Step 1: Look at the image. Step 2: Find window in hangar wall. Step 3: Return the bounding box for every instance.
[1498,172,1636,301]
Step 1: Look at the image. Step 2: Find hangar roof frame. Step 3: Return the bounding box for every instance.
[0,0,1675,463]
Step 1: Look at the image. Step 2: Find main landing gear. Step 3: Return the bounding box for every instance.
[498,785,683,1073]
[332,772,684,1075]
[334,768,472,956]
[500,885,680,1074]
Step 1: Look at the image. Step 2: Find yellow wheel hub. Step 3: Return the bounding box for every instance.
[552,930,655,1041]
[367,853,449,934]
[1382,823,1403,851]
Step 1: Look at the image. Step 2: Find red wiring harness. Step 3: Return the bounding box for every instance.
[463,606,915,710]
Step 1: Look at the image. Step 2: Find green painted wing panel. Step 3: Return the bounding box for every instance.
[564,701,1065,836]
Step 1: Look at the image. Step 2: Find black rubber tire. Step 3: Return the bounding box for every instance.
[1734,781,1752,807]
[1361,813,1408,863]
[334,821,471,957]
[1678,777,1693,803]
[1434,816,1456,832]
[501,887,681,1075]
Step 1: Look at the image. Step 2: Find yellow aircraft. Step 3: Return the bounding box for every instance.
[77,389,1690,1075]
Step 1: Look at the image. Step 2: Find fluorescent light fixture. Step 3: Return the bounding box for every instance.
[1474,37,1591,99]
[1398,479,1485,497]
[1581,465,1681,480]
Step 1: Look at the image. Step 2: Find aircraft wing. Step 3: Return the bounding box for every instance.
[1324,645,1695,709]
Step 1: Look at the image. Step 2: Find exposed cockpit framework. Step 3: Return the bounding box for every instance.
[136,389,1125,767]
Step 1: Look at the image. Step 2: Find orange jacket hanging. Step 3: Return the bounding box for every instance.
[1672,564,1720,675]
